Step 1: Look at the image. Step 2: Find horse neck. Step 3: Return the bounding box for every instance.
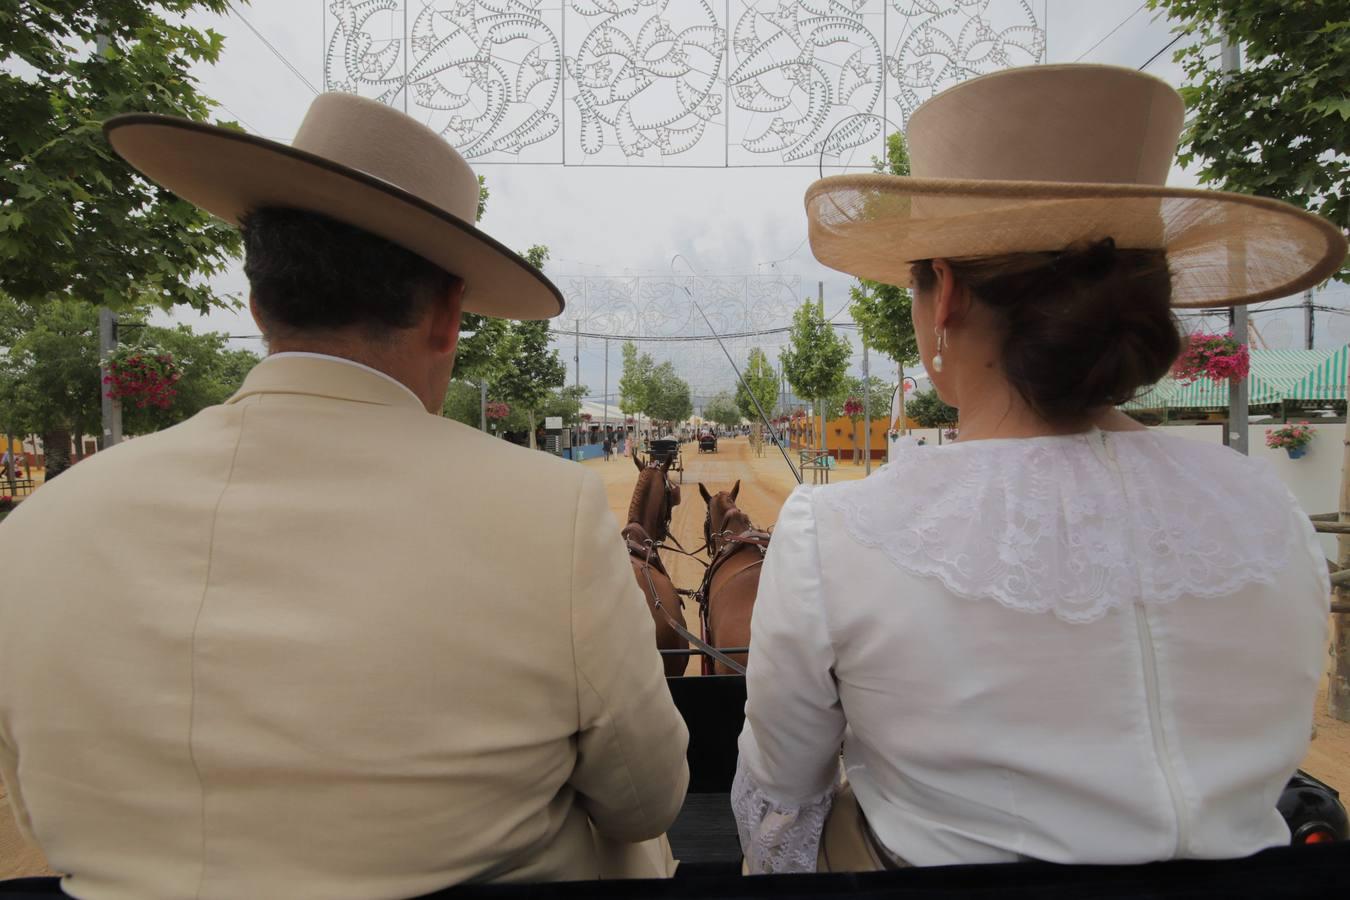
[629,469,668,541]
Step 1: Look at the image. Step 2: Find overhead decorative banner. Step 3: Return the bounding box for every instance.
[322,1,1046,166]
[552,273,803,398]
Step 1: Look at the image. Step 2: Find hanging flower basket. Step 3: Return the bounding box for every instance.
[843,397,863,417]
[580,412,592,423]
[1266,422,1314,459]
[103,345,182,410]
[1172,333,1250,385]
[485,401,511,420]
[944,428,959,441]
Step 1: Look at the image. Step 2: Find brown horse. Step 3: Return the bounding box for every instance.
[698,481,769,676]
[624,454,689,677]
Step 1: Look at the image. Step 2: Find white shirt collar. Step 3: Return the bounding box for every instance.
[266,352,422,406]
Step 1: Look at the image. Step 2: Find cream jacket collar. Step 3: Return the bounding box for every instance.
[228,353,426,412]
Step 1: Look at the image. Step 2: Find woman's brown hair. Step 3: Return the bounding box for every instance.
[912,238,1181,426]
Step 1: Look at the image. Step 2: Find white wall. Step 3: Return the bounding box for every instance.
[1154,424,1342,560]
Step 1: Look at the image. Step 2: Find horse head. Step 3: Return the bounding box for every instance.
[628,456,680,543]
[699,480,742,556]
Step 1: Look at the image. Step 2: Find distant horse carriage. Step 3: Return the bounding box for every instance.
[647,437,683,483]
[698,432,718,453]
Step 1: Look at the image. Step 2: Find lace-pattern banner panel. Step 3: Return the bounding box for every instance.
[321,1,1047,165]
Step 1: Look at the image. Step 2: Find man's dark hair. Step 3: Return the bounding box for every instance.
[241,207,459,339]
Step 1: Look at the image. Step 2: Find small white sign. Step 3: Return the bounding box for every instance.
[544,416,564,430]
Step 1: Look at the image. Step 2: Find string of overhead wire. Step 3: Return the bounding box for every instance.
[1139,34,1185,70]
[234,9,320,95]
[1074,3,1148,62]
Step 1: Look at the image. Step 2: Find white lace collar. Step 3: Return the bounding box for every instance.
[821,429,1312,623]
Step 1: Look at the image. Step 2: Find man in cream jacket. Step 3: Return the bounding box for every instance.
[0,94,688,899]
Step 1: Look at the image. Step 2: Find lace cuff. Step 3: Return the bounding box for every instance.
[731,756,837,874]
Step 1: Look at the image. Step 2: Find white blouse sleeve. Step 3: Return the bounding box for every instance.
[733,487,846,873]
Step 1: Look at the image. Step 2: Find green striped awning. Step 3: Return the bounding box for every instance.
[1288,346,1348,401]
[1121,348,1346,410]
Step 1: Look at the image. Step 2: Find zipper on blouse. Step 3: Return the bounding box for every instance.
[1134,604,1192,857]
[1094,429,1191,856]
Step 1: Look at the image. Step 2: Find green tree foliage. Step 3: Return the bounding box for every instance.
[906,389,958,428]
[618,340,654,417]
[0,294,259,472]
[702,391,741,429]
[1148,0,1349,280]
[849,131,920,364]
[467,244,563,447]
[643,361,692,426]
[491,264,566,448]
[118,326,259,434]
[440,379,482,427]
[0,298,101,467]
[735,346,779,423]
[453,175,509,383]
[781,300,851,421]
[0,1,243,311]
[830,375,893,423]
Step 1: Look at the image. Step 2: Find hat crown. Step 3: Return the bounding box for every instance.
[906,65,1185,186]
[291,93,478,222]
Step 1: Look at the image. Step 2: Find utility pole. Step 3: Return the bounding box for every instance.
[863,341,872,476]
[574,321,580,392]
[817,282,826,458]
[479,380,487,432]
[1222,33,1248,457]
[94,31,122,453]
[603,338,609,445]
[98,308,122,450]
[1304,289,1315,349]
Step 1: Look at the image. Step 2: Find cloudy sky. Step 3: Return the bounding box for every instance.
[159,1,1348,409]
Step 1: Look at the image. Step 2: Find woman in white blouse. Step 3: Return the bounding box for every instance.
[734,64,1347,874]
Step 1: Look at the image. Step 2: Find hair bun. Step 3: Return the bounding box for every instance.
[1052,237,1117,282]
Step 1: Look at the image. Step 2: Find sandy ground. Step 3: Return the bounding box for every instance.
[2,437,1346,879]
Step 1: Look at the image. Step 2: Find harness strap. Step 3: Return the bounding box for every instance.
[636,544,747,676]
[660,532,710,567]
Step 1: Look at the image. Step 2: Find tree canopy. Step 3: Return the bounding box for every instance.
[481,245,566,446]
[643,361,692,426]
[849,131,920,364]
[1148,0,1348,280]
[0,1,243,311]
[618,341,654,417]
[735,346,779,424]
[781,300,851,409]
[702,391,741,429]
[906,389,958,428]
[0,293,259,438]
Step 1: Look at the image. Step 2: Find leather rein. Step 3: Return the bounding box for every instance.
[628,537,748,676]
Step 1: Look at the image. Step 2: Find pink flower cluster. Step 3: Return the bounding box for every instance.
[843,397,864,417]
[103,352,181,410]
[1172,333,1250,385]
[1265,421,1314,451]
[485,401,511,420]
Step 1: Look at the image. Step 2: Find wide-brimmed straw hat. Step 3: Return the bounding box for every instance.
[806,64,1347,308]
[104,93,563,320]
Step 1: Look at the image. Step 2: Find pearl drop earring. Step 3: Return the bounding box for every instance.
[932,326,947,373]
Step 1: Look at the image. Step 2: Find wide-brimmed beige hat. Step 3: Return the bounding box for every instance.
[104,93,563,320]
[806,64,1347,308]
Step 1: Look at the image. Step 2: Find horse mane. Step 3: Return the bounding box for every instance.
[628,466,661,527]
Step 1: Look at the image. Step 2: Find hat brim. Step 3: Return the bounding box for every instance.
[807,174,1348,308]
[104,115,564,320]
